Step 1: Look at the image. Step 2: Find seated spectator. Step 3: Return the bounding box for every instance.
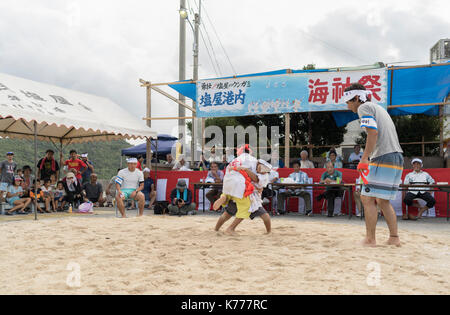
[262,167,279,205]
[163,154,175,168]
[168,179,196,215]
[205,162,224,206]
[21,165,35,197]
[277,161,312,215]
[299,150,315,168]
[17,168,24,178]
[54,181,66,211]
[37,149,60,181]
[318,162,344,217]
[50,174,58,189]
[83,173,105,207]
[105,169,121,207]
[403,158,436,219]
[347,145,363,169]
[62,172,83,209]
[173,155,192,171]
[207,146,222,164]
[324,150,343,168]
[4,176,31,215]
[196,154,210,171]
[30,179,46,213]
[41,178,56,212]
[0,152,17,203]
[142,168,156,209]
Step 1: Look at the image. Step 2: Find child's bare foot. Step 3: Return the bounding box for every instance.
[361,238,377,247]
[213,195,227,211]
[386,236,401,247]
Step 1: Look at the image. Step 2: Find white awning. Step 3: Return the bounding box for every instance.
[0,72,156,143]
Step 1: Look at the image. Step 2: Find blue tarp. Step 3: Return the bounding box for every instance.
[121,134,177,157]
[333,64,450,126]
[168,64,450,127]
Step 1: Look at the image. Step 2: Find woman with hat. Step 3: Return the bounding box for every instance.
[62,172,83,209]
[5,175,31,215]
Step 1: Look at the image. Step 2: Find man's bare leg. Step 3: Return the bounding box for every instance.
[116,195,126,218]
[418,206,429,218]
[260,213,271,234]
[225,218,243,235]
[215,211,232,231]
[361,195,378,247]
[213,194,227,211]
[137,194,145,216]
[376,198,401,247]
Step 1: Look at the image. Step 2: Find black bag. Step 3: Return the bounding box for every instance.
[154,201,169,215]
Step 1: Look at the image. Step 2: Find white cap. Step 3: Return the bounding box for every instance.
[258,159,273,173]
[66,172,76,179]
[143,168,151,173]
[411,158,423,165]
[127,158,138,163]
[81,153,88,158]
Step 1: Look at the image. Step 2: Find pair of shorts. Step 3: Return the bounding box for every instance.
[121,189,137,199]
[226,201,268,220]
[7,196,20,206]
[362,152,404,200]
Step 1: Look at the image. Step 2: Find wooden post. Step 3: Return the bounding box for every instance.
[285,113,290,168]
[308,112,313,157]
[439,103,444,157]
[422,136,425,157]
[146,83,152,167]
[202,117,206,154]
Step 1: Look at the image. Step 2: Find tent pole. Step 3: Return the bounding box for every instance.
[285,113,290,168]
[34,121,38,221]
[155,136,158,193]
[59,140,63,180]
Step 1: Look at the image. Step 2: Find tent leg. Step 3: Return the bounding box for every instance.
[34,121,38,221]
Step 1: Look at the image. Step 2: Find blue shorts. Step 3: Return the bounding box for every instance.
[361,152,404,200]
[7,196,20,206]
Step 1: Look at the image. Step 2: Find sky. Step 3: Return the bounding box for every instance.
[0,0,449,144]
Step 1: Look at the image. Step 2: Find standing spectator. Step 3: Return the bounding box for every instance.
[80,153,94,185]
[62,172,83,209]
[0,152,17,203]
[5,176,31,215]
[37,149,60,181]
[299,150,315,168]
[196,154,210,171]
[324,150,343,168]
[348,145,363,169]
[142,168,156,209]
[136,155,144,171]
[205,162,224,206]
[168,179,196,215]
[64,150,87,181]
[83,173,105,207]
[319,161,344,217]
[277,161,312,215]
[225,147,235,163]
[21,165,35,197]
[115,158,145,218]
[403,158,436,219]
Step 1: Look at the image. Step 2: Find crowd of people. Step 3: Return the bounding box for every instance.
[0,143,439,222]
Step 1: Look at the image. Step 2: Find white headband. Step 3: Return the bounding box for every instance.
[411,158,423,165]
[127,158,138,163]
[341,90,372,103]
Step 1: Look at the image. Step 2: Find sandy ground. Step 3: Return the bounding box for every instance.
[0,212,449,295]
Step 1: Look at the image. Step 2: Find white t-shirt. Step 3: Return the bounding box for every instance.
[116,168,144,190]
[349,152,363,162]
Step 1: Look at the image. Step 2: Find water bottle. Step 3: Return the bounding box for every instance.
[68,204,73,213]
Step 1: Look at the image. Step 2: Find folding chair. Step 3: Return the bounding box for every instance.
[321,190,346,216]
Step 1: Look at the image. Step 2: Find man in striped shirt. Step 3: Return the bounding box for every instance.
[343,83,403,247]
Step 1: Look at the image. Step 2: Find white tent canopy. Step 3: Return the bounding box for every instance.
[0,72,156,143]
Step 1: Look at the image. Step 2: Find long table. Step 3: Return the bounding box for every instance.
[271,183,355,219]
